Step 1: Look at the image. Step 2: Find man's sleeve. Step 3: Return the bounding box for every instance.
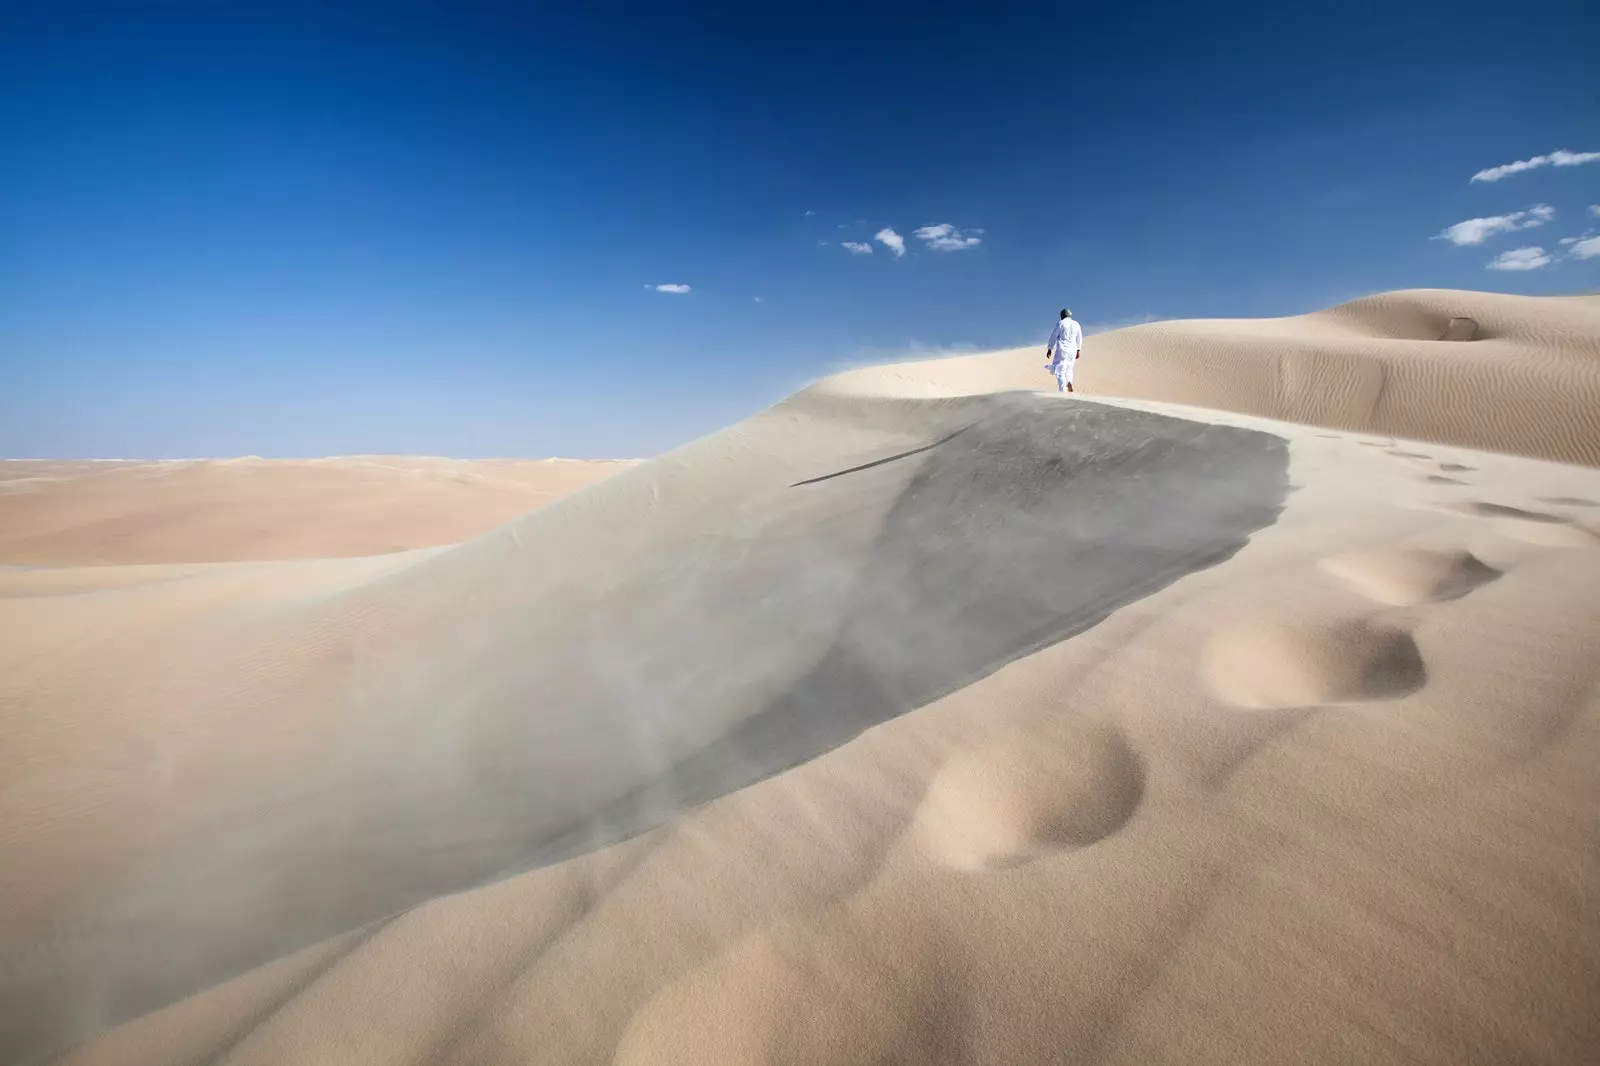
[1047,323,1063,350]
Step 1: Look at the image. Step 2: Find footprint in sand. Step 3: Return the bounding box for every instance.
[1201,619,1426,710]
[1453,501,1600,547]
[1386,450,1432,460]
[1539,496,1598,508]
[1437,462,1475,473]
[1426,475,1466,485]
[1319,546,1500,607]
[913,719,1144,871]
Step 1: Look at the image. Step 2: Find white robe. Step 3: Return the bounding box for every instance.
[1047,317,1082,361]
[1046,317,1082,390]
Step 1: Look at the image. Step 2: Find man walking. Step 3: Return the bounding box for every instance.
[1044,308,1083,394]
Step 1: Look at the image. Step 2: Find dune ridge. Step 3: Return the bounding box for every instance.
[3,288,1599,1064]
[829,289,1600,466]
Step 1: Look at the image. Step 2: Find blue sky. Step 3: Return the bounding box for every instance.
[4,2,1598,458]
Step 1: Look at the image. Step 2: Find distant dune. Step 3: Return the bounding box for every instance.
[0,456,634,565]
[4,290,1599,1065]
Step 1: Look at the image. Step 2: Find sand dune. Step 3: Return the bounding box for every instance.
[833,289,1600,466]
[0,456,633,565]
[4,289,1600,1064]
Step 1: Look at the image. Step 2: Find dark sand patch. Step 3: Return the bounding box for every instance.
[566,399,1288,863]
[2,398,1288,1063]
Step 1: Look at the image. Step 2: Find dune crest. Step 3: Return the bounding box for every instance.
[5,289,1600,1065]
[827,289,1600,466]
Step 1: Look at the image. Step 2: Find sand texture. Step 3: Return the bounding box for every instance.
[0,456,633,565]
[3,289,1599,1064]
[840,289,1600,466]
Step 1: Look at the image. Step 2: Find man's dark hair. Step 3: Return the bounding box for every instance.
[1060,309,1070,319]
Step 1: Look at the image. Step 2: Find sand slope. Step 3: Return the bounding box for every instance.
[838,289,1600,466]
[0,392,1292,1057]
[0,456,633,565]
[3,289,1600,1064]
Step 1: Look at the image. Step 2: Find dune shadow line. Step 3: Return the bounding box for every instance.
[791,424,975,487]
[526,397,1291,871]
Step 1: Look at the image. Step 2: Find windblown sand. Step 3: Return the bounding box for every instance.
[3,289,1598,1065]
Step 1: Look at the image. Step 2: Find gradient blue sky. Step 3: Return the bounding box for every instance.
[4,1,1599,458]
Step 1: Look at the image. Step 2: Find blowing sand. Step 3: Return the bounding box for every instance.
[3,289,1599,1064]
[844,288,1600,466]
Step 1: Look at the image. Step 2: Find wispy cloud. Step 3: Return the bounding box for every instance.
[913,223,983,251]
[1557,223,1596,247]
[841,241,873,255]
[1436,204,1553,246]
[649,283,692,294]
[1470,149,1600,183]
[753,296,764,303]
[1591,205,1600,218]
[804,210,816,217]
[1567,236,1600,260]
[874,227,906,257]
[1486,246,1551,271]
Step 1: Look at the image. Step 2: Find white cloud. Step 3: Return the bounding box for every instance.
[874,227,906,257]
[1591,205,1600,218]
[753,296,764,303]
[1568,236,1600,260]
[1436,204,1554,245]
[804,210,816,216]
[1486,246,1551,271]
[1470,149,1600,183]
[650,283,692,294]
[913,222,983,251]
[841,241,873,255]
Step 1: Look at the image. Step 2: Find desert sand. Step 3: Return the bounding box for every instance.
[0,456,635,565]
[3,288,1599,1064]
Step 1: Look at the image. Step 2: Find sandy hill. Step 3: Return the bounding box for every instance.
[0,456,634,565]
[846,288,1600,466]
[2,289,1598,1065]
